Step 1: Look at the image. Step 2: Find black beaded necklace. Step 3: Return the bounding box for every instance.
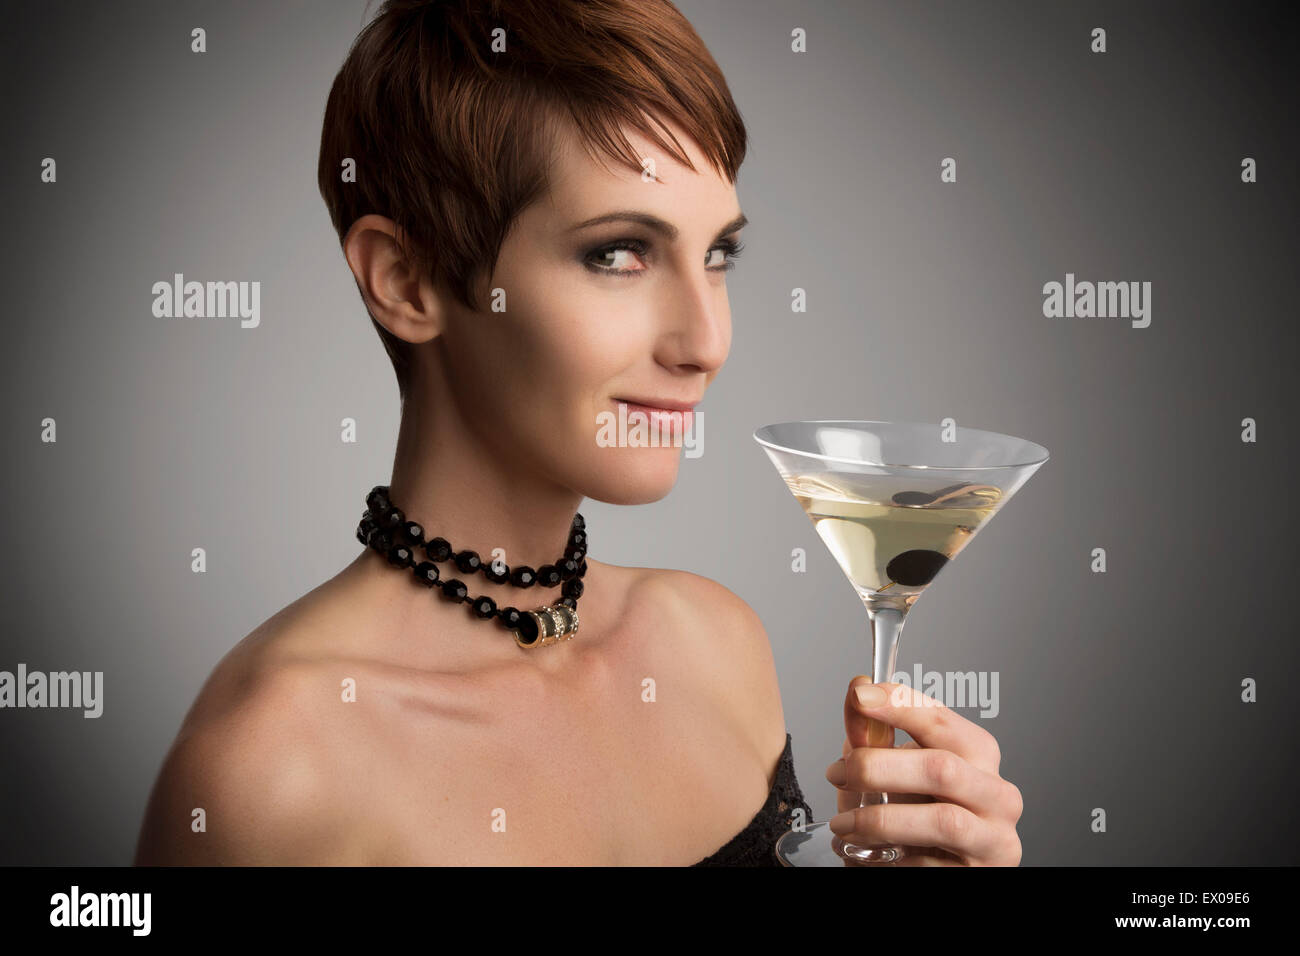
[355,486,587,649]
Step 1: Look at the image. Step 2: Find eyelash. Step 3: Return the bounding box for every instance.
[583,237,746,277]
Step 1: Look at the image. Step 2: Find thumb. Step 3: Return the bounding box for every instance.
[845,677,895,751]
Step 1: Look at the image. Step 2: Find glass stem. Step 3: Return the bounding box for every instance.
[846,603,907,856]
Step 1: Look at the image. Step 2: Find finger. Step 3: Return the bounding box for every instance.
[842,733,915,758]
[834,746,1020,819]
[847,680,1001,775]
[901,844,965,862]
[832,738,926,813]
[893,848,966,867]
[843,732,917,756]
[829,748,934,813]
[837,786,931,814]
[829,801,1008,864]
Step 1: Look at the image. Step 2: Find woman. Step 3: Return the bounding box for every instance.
[134,0,1022,866]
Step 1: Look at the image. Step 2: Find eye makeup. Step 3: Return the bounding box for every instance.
[582,236,745,277]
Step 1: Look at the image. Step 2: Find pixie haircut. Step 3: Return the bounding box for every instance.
[317,0,748,401]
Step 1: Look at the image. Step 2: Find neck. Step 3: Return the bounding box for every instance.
[383,383,583,608]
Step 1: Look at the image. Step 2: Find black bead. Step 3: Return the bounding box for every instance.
[571,513,585,531]
[454,550,482,574]
[413,562,440,586]
[402,521,425,546]
[558,557,580,580]
[578,558,587,576]
[440,578,469,602]
[471,595,497,619]
[368,529,393,554]
[387,543,415,568]
[536,564,562,587]
[557,595,576,610]
[379,507,405,531]
[483,560,510,584]
[885,549,949,587]
[357,514,378,545]
[563,577,584,599]
[565,546,585,562]
[426,537,452,562]
[498,606,523,630]
[514,611,539,645]
[569,530,587,551]
[510,565,537,587]
[366,486,392,514]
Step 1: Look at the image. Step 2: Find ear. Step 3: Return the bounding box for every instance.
[342,214,444,344]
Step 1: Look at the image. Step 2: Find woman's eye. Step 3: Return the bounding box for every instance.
[707,238,745,273]
[583,237,745,277]
[584,241,649,276]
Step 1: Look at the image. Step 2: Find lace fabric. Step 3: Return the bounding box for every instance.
[691,732,814,866]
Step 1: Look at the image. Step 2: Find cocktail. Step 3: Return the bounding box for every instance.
[753,420,1048,866]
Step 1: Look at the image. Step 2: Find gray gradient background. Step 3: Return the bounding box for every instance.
[2,0,1296,865]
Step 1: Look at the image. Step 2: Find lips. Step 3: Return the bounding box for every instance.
[613,400,696,441]
[612,397,699,412]
[608,397,697,442]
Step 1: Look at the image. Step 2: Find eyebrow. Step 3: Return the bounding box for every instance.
[568,210,748,242]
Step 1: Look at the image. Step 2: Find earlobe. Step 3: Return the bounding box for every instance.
[342,214,444,344]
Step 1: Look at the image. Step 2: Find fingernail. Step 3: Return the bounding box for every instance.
[855,684,888,709]
[829,810,855,834]
[826,758,846,786]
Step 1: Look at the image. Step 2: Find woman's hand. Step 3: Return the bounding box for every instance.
[824,678,1023,866]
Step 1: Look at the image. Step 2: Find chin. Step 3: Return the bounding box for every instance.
[573,449,684,506]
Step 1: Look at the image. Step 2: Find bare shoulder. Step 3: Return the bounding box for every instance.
[636,566,766,636]
[135,571,379,865]
[630,566,788,756]
[134,652,365,865]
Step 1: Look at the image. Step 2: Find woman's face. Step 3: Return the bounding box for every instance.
[435,116,745,505]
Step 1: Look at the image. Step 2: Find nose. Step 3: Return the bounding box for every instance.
[657,270,731,375]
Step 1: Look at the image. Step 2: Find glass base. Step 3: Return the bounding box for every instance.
[776,822,906,867]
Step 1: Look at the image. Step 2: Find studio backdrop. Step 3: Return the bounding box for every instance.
[1,0,1296,865]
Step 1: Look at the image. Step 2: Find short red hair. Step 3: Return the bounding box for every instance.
[317,0,748,400]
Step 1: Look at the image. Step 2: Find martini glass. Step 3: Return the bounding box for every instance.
[753,420,1048,867]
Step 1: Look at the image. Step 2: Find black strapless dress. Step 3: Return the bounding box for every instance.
[691,732,814,866]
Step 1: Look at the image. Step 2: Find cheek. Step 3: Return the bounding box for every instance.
[550,319,635,457]
[508,276,640,398]
[444,260,682,501]
[445,283,636,454]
